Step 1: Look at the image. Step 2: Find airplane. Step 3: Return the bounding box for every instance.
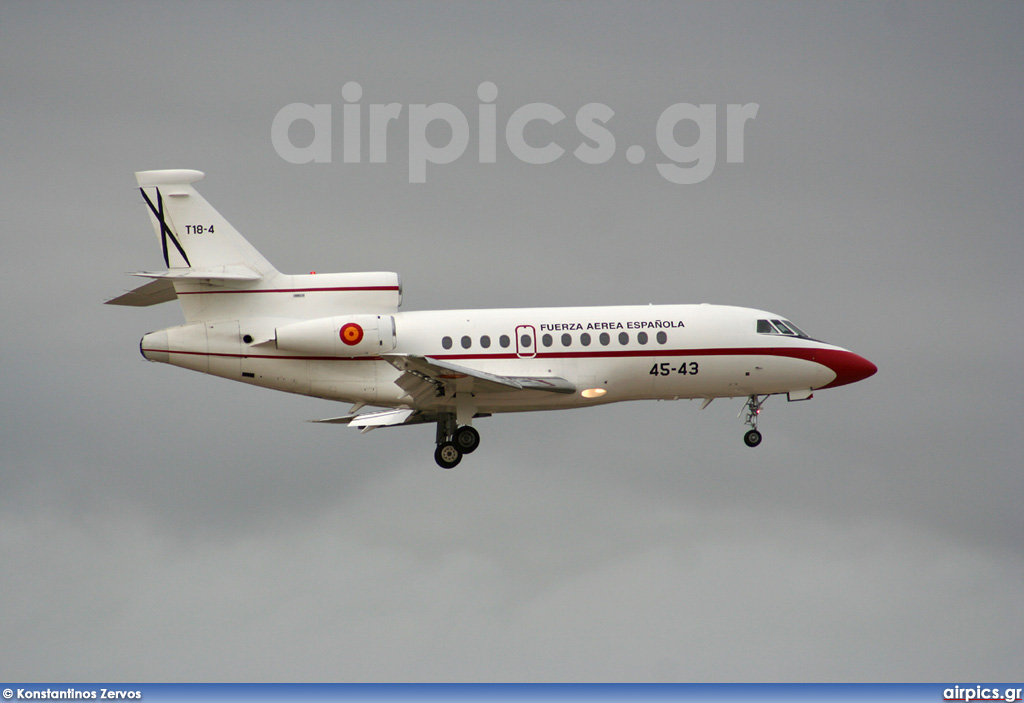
[108,169,877,469]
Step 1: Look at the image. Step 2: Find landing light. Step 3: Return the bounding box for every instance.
[581,388,606,398]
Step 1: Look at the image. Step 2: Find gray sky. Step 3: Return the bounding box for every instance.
[1,0,1022,682]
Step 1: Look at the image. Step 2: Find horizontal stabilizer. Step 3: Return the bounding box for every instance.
[105,278,177,306]
[136,169,206,188]
[106,265,263,306]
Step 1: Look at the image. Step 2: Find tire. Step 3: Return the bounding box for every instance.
[434,441,462,469]
[744,429,762,447]
[454,425,481,454]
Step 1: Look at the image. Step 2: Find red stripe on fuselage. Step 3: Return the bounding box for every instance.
[175,286,401,296]
[144,345,858,369]
[144,349,383,362]
[145,346,874,389]
[434,347,824,362]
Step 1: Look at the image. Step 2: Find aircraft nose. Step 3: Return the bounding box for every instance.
[818,349,877,389]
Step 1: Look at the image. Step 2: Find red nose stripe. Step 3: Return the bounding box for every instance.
[816,349,877,389]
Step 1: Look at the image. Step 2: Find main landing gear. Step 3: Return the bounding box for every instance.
[741,394,766,447]
[433,412,480,469]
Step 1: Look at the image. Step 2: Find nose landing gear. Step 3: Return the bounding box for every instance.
[741,394,766,447]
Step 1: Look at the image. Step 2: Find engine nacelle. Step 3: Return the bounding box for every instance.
[275,314,396,356]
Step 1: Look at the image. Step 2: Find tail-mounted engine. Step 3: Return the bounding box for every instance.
[275,314,396,356]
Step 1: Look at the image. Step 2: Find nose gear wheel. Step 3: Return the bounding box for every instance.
[741,394,766,447]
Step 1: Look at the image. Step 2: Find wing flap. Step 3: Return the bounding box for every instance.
[382,354,575,396]
[309,408,426,433]
[347,408,416,427]
[512,376,577,393]
[309,407,491,431]
[309,408,418,426]
[307,415,360,425]
[394,370,444,406]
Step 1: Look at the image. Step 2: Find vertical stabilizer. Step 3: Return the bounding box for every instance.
[135,169,277,277]
[110,170,402,325]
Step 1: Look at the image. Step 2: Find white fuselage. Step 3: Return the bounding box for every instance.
[141,302,864,414]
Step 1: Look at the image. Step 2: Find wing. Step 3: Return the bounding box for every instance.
[309,408,423,433]
[382,353,575,405]
[308,354,572,432]
[309,408,491,433]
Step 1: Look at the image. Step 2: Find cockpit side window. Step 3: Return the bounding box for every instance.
[757,319,774,334]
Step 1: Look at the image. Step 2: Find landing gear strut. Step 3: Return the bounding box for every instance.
[741,394,766,447]
[433,413,480,468]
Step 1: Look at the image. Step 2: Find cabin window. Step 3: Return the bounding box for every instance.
[618,331,629,345]
[461,335,472,349]
[499,334,511,348]
[561,333,572,347]
[520,334,532,348]
[442,336,453,350]
[656,331,668,344]
[637,331,648,345]
[580,332,591,346]
[599,332,610,346]
[542,333,553,347]
[480,335,491,349]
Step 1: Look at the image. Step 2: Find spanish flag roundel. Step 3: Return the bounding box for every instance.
[339,322,364,346]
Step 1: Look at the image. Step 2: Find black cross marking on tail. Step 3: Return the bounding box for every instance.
[140,187,191,268]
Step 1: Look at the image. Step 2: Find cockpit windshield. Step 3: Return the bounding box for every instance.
[757,318,810,338]
[783,320,809,337]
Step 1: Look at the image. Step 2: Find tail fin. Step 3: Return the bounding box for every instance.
[108,170,402,324]
[107,169,279,311]
[134,169,277,277]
